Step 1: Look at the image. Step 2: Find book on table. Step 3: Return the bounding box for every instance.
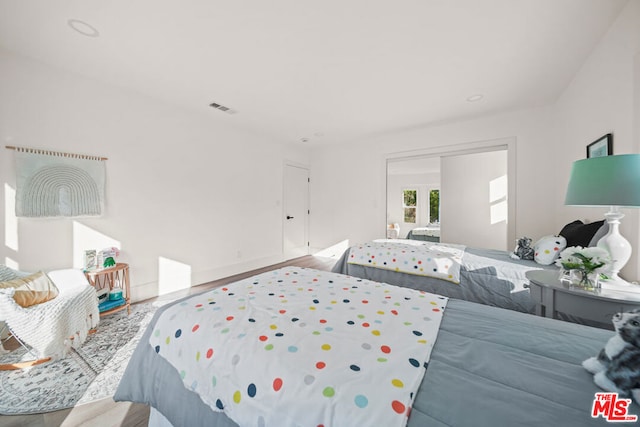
[98,297,125,313]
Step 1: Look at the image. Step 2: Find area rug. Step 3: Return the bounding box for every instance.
[0,301,165,414]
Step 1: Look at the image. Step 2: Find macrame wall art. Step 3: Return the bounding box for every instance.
[6,146,107,218]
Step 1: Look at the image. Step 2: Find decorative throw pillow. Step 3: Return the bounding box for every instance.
[559,220,605,248]
[533,235,567,265]
[0,271,59,307]
[588,222,609,247]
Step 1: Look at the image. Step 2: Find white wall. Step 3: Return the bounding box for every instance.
[0,49,309,301]
[552,0,640,281]
[311,1,640,282]
[3,1,639,296]
[441,150,507,250]
[310,106,557,253]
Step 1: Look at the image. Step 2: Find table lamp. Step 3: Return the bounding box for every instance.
[565,154,640,286]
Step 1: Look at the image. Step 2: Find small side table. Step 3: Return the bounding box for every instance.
[525,269,640,329]
[85,263,131,316]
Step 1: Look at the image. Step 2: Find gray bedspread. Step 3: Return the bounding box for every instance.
[114,287,634,426]
[332,245,556,313]
[406,230,439,242]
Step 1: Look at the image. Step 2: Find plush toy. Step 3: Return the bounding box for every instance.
[582,309,640,404]
[532,235,567,265]
[510,237,534,260]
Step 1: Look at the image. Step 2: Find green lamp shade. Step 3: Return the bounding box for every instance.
[565,154,640,207]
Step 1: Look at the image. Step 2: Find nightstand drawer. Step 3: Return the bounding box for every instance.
[526,269,640,329]
[554,292,622,325]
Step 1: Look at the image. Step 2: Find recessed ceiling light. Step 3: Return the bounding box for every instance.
[67,19,100,37]
[467,94,484,102]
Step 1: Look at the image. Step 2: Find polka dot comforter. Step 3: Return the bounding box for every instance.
[347,240,465,284]
[149,267,448,427]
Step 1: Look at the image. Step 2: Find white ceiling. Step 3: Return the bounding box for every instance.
[0,0,629,145]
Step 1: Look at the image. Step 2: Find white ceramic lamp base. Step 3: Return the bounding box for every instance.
[597,207,637,290]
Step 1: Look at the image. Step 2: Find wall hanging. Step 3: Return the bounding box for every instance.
[5,146,107,218]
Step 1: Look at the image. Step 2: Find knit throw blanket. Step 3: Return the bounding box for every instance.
[0,285,99,359]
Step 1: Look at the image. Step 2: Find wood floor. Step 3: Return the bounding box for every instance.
[0,255,337,427]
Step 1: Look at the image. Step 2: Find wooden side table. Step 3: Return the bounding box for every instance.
[525,269,640,329]
[85,263,131,316]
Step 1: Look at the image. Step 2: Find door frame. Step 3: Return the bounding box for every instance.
[283,161,310,259]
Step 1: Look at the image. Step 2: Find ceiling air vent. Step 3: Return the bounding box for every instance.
[209,102,237,114]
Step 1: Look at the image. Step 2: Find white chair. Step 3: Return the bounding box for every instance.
[0,268,99,370]
[386,223,400,239]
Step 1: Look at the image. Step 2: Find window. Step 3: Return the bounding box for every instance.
[429,189,440,223]
[402,189,417,223]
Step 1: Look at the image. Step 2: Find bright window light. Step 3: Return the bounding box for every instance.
[489,175,508,225]
[4,183,18,251]
[158,257,191,295]
[314,239,350,258]
[4,257,19,270]
[490,201,508,224]
[489,175,508,203]
[72,221,121,269]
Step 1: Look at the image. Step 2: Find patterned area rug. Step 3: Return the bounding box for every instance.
[0,302,163,414]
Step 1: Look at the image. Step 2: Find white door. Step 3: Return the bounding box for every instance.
[283,164,309,259]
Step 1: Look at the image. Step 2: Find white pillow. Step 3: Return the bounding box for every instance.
[533,235,567,265]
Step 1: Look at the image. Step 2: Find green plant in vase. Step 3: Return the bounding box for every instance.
[555,246,611,289]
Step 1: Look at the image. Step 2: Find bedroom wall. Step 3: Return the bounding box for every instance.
[311,1,640,282]
[0,49,309,301]
[309,106,557,253]
[440,149,508,250]
[552,0,640,281]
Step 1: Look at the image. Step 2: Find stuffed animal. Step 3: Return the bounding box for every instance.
[532,235,567,265]
[510,237,534,260]
[582,309,640,403]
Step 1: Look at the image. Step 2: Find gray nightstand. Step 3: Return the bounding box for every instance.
[525,269,640,329]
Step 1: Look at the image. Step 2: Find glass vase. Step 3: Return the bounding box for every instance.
[569,269,600,289]
[558,269,571,283]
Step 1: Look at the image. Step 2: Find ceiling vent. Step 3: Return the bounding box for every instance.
[209,102,237,114]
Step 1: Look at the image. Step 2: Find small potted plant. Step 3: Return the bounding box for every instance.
[555,246,611,289]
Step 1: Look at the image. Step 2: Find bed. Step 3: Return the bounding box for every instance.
[114,267,635,427]
[332,239,557,314]
[406,225,440,242]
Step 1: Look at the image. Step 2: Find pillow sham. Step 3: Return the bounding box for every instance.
[0,271,59,308]
[588,222,609,247]
[533,235,567,265]
[559,220,605,248]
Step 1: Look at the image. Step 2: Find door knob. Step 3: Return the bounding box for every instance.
[286,215,294,219]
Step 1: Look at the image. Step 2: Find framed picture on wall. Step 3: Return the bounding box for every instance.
[586,133,613,158]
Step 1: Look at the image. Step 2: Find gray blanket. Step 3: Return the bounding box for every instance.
[332,245,556,313]
[115,287,632,426]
